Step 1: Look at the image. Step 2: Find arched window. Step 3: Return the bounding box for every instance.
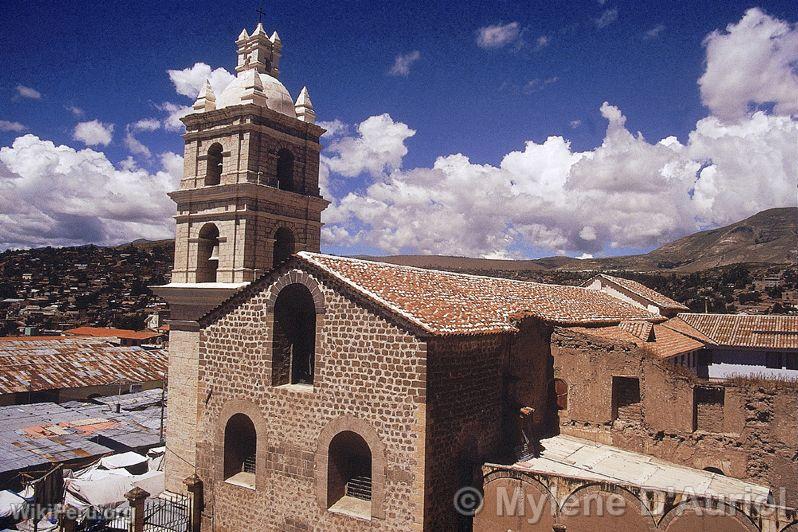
[223,413,257,486]
[205,143,223,186]
[276,149,294,192]
[327,431,372,514]
[554,378,568,410]
[272,283,316,386]
[272,227,295,268]
[196,224,220,283]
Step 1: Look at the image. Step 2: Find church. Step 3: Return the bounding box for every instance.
[154,21,798,532]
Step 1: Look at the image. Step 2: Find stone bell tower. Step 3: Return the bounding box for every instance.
[153,21,328,492]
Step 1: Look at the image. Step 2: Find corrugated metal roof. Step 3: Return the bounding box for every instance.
[0,337,167,395]
[512,435,770,502]
[678,313,798,349]
[0,392,165,475]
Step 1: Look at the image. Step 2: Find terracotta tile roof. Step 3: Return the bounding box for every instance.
[569,320,705,359]
[677,313,798,350]
[65,327,162,340]
[297,253,658,335]
[0,337,167,395]
[659,316,717,344]
[618,320,654,341]
[591,274,689,312]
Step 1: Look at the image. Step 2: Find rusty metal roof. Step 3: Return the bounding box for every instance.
[0,337,167,395]
[0,393,165,474]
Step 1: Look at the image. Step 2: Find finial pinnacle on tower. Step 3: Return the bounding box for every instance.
[256,1,266,24]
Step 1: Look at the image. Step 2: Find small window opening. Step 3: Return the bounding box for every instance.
[272,227,295,268]
[205,143,223,186]
[276,149,295,192]
[196,224,220,283]
[612,376,641,422]
[223,413,257,487]
[327,431,372,516]
[554,378,568,410]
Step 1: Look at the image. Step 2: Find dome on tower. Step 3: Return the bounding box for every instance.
[215,72,297,117]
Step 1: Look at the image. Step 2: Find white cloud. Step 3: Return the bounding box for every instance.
[322,114,416,178]
[388,51,421,77]
[131,118,161,132]
[595,8,619,29]
[644,24,666,40]
[123,118,162,158]
[124,132,151,158]
[15,85,41,100]
[535,35,550,49]
[321,102,797,256]
[699,8,798,120]
[317,119,349,138]
[0,135,182,249]
[577,253,594,260]
[570,120,582,129]
[476,22,521,49]
[73,120,114,147]
[158,102,192,132]
[65,105,84,117]
[167,63,235,99]
[0,121,26,132]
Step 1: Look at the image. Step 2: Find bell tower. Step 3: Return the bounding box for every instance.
[153,21,328,492]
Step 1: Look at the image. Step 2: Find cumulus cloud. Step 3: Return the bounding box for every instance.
[15,85,41,100]
[0,121,26,132]
[699,8,798,120]
[0,135,182,249]
[644,24,666,40]
[73,120,114,147]
[388,51,421,77]
[322,114,416,178]
[595,8,619,29]
[158,102,192,132]
[476,22,521,49]
[317,119,349,138]
[321,102,797,257]
[167,63,235,99]
[65,105,84,117]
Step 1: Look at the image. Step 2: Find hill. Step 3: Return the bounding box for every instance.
[361,208,797,273]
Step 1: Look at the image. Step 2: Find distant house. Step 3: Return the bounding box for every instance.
[0,336,167,406]
[64,326,164,347]
[583,273,690,317]
[674,313,798,379]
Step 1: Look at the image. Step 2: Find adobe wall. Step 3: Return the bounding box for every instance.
[194,268,427,531]
[552,328,798,507]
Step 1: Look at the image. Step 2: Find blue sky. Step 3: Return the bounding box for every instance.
[1,1,797,257]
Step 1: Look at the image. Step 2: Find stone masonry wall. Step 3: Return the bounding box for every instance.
[552,327,798,507]
[164,329,201,493]
[194,268,427,531]
[424,334,510,530]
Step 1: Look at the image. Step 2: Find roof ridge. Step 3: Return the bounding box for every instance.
[298,251,604,294]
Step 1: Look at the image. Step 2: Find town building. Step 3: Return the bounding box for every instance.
[0,336,166,406]
[153,20,798,532]
[64,326,165,347]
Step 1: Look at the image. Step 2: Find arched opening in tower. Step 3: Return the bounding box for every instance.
[276,149,295,191]
[205,143,224,186]
[273,227,295,268]
[272,283,316,386]
[197,223,220,283]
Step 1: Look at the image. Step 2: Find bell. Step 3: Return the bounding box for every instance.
[208,244,220,262]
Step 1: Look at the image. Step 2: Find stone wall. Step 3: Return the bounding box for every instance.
[423,334,509,530]
[164,329,201,493]
[193,268,427,531]
[552,328,798,507]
